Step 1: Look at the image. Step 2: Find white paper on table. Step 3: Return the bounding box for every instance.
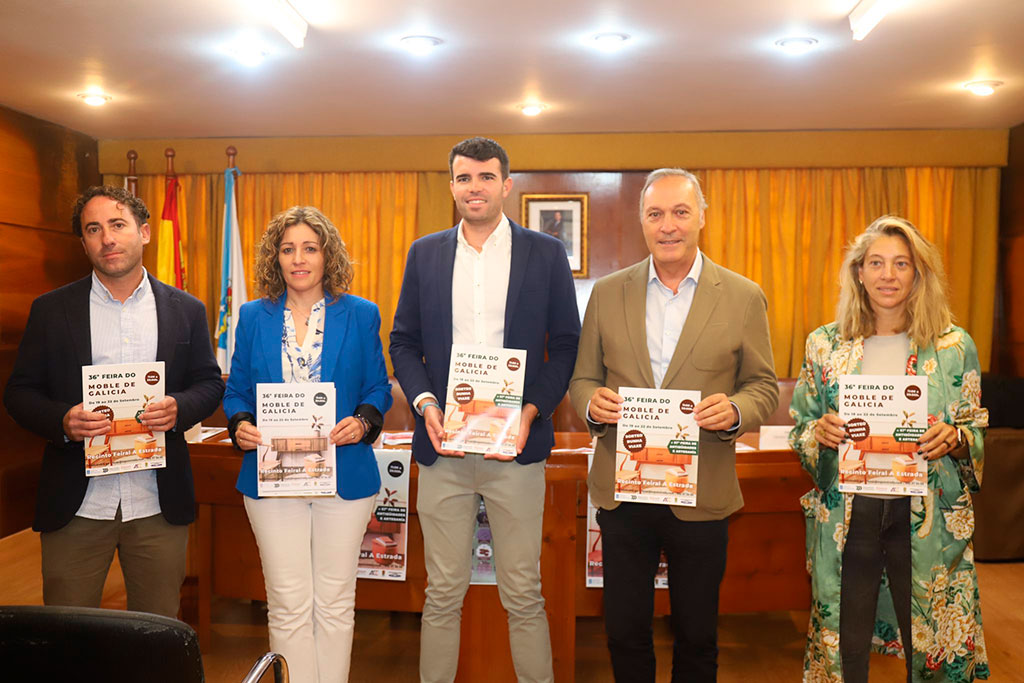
[758,425,795,451]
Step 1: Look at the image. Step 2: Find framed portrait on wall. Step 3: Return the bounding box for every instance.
[520,193,588,278]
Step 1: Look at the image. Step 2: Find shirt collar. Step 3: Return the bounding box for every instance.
[457,214,511,252]
[648,250,703,294]
[91,268,151,304]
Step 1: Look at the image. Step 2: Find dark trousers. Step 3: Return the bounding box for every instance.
[597,503,729,683]
[840,495,913,683]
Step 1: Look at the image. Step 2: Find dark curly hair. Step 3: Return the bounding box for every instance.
[254,206,353,302]
[448,137,510,180]
[71,185,150,237]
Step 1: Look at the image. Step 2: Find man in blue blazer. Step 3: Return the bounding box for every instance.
[390,137,580,683]
[4,186,224,618]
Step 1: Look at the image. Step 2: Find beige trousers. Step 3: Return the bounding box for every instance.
[417,455,553,683]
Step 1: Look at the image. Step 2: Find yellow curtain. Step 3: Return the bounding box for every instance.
[110,166,997,379]
[698,168,999,376]
[123,172,426,373]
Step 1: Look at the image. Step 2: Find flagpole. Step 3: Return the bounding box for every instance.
[125,150,138,197]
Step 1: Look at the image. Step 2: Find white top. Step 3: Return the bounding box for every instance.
[77,270,161,522]
[282,298,326,383]
[859,331,911,500]
[414,215,513,413]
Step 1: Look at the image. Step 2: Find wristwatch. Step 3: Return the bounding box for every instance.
[355,415,371,440]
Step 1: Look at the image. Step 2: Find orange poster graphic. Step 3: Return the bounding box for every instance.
[838,375,928,496]
[82,362,166,477]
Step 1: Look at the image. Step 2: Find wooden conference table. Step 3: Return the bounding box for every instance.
[189,432,812,683]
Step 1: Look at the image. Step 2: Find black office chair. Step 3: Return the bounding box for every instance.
[0,605,288,682]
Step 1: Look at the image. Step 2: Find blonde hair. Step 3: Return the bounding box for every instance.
[254,206,353,302]
[836,215,952,346]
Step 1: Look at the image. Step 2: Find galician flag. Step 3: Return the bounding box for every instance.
[216,167,247,373]
[157,176,186,289]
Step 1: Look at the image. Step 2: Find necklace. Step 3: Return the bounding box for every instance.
[287,301,312,327]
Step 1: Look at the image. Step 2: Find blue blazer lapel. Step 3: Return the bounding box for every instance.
[504,222,532,344]
[437,228,457,352]
[321,295,349,383]
[260,298,285,383]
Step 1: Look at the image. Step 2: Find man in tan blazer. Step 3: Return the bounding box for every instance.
[569,168,778,682]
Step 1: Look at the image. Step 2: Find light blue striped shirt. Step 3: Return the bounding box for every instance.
[647,252,741,430]
[646,253,702,389]
[76,270,162,522]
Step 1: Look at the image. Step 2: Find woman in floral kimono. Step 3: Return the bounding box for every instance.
[789,215,989,683]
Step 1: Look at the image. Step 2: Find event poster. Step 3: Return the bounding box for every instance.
[82,362,167,477]
[586,450,669,589]
[359,450,411,581]
[837,375,928,496]
[256,383,336,497]
[614,387,701,506]
[442,344,526,460]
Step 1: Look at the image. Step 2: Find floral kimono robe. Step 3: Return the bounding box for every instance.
[789,323,990,682]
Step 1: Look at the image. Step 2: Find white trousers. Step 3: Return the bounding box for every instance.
[244,494,375,683]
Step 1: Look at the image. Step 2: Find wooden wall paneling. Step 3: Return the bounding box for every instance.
[504,171,650,285]
[0,223,90,346]
[0,105,97,537]
[0,106,99,234]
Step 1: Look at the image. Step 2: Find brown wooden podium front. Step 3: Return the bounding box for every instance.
[189,432,811,683]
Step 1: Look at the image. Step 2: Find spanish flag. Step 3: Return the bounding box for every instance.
[157,176,186,289]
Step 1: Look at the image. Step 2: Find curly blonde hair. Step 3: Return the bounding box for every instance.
[254,206,353,302]
[836,215,953,346]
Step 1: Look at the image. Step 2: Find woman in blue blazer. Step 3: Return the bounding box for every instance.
[224,206,392,683]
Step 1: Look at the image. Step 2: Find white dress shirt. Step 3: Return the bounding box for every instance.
[77,270,162,522]
[413,216,512,413]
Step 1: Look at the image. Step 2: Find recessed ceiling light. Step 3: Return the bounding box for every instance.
[519,103,547,117]
[77,91,111,107]
[400,35,443,56]
[774,37,819,55]
[591,32,630,52]
[227,34,272,67]
[963,80,1003,97]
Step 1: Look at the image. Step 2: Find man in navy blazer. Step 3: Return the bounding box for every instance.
[390,137,580,683]
[4,186,224,618]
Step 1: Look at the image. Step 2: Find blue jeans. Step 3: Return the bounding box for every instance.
[839,495,913,683]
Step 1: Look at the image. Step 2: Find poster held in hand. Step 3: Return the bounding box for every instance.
[837,375,928,496]
[257,383,336,497]
[613,387,701,507]
[82,361,167,477]
[442,344,526,460]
